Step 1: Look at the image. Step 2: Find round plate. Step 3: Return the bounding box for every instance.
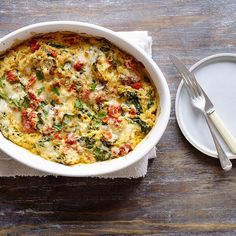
[175,53,236,159]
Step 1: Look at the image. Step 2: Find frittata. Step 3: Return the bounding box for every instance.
[0,32,159,165]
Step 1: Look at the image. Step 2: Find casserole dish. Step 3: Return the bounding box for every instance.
[0,21,170,176]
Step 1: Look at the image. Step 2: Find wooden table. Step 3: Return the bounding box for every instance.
[1,0,236,235]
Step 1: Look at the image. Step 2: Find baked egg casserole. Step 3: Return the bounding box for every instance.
[0,32,159,165]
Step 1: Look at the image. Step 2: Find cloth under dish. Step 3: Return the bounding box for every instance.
[0,31,156,178]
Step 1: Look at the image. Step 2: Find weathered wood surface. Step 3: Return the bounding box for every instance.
[1,0,236,235]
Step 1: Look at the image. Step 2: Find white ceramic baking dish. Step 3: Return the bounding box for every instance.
[0,21,170,176]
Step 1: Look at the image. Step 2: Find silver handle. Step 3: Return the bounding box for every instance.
[203,113,232,171]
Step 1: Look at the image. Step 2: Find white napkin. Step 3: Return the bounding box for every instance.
[0,31,156,178]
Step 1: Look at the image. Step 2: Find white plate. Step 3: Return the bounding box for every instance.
[175,53,236,159]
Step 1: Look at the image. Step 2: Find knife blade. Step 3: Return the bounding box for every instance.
[170,54,236,154]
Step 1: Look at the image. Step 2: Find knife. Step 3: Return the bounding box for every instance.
[171,55,236,154]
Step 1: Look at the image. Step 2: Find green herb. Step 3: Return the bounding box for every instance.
[51,86,60,96]
[90,83,96,91]
[0,76,5,88]
[53,123,62,131]
[89,119,103,130]
[9,98,20,108]
[147,89,153,96]
[22,96,30,108]
[40,101,48,107]
[42,135,53,142]
[0,92,8,100]
[39,101,49,115]
[94,120,102,127]
[87,112,93,118]
[50,100,56,107]
[133,117,151,134]
[75,99,83,109]
[97,111,107,119]
[147,100,154,109]
[93,147,111,161]
[37,87,45,96]
[36,70,44,80]
[48,42,65,49]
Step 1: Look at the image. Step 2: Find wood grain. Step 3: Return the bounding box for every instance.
[1,0,236,235]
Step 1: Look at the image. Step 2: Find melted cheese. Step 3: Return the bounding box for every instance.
[0,99,10,113]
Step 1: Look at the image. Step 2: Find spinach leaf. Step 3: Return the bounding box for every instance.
[125,91,142,114]
[147,89,153,96]
[100,44,110,53]
[93,147,111,161]
[90,83,96,91]
[53,123,62,131]
[40,101,48,107]
[133,117,151,134]
[51,86,60,96]
[22,96,30,108]
[48,42,65,49]
[37,113,45,126]
[36,70,44,80]
[0,76,6,88]
[63,61,72,70]
[147,100,154,109]
[97,111,107,119]
[9,98,20,108]
[50,100,56,107]
[75,99,83,110]
[78,137,95,149]
[101,140,112,148]
[37,87,45,96]
[0,91,8,100]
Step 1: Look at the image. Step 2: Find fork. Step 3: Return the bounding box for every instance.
[170,56,232,171]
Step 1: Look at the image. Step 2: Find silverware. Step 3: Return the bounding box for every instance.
[170,55,236,154]
[170,54,232,171]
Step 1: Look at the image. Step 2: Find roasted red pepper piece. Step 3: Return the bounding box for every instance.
[29,39,40,52]
[65,134,77,145]
[131,82,142,90]
[119,143,132,156]
[27,76,36,89]
[108,104,122,118]
[48,49,57,57]
[21,110,36,133]
[74,61,84,71]
[6,71,18,83]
